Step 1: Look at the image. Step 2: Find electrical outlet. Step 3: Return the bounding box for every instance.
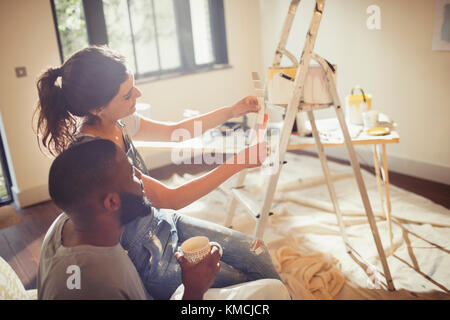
[15,67,27,78]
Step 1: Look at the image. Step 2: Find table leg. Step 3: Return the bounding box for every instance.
[382,144,394,252]
[373,144,392,255]
[373,145,386,216]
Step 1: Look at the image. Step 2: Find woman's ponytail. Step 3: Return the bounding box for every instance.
[34,46,129,156]
[35,66,77,156]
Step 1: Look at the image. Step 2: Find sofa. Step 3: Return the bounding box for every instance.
[0,256,37,300]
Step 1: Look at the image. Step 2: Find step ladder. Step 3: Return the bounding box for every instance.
[223,0,395,291]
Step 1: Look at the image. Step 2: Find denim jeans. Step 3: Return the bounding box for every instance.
[120,208,281,300]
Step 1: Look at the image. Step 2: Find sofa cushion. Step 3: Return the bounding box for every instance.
[0,256,32,300]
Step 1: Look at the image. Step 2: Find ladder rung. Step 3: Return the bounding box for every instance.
[231,187,261,219]
[300,103,333,112]
[265,103,333,112]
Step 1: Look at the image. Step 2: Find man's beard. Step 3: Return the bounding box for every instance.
[118,192,152,226]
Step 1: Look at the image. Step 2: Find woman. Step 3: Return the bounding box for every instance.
[35,45,280,299]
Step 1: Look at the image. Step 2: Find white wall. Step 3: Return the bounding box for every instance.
[0,0,263,207]
[259,0,450,184]
[0,0,58,207]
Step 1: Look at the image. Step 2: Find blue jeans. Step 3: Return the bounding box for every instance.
[120,208,281,300]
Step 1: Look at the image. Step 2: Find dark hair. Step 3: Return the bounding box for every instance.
[49,139,119,214]
[35,45,129,156]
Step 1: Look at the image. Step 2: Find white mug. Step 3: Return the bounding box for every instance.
[180,236,223,264]
[362,110,379,129]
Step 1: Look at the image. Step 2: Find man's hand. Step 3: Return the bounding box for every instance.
[175,246,221,300]
[231,96,261,118]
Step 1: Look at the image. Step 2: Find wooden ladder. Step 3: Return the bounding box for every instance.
[223,0,395,291]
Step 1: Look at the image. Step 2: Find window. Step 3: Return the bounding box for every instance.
[51,0,229,80]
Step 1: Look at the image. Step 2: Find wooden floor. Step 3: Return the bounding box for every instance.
[1,151,449,290]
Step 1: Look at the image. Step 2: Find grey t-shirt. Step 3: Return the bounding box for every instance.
[37,213,150,300]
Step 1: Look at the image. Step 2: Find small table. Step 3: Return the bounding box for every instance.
[286,117,399,252]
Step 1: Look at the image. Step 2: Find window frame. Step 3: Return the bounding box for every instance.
[50,0,229,81]
[0,133,13,206]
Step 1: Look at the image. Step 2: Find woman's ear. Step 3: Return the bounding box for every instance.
[103,193,121,212]
[90,107,104,117]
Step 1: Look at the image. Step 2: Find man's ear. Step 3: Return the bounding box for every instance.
[103,193,121,212]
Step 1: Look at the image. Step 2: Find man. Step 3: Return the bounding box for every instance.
[37,139,220,299]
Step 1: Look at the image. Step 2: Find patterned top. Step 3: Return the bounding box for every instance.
[117,120,149,175]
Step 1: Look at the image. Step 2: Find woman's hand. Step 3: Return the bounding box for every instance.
[227,140,269,169]
[231,96,261,118]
